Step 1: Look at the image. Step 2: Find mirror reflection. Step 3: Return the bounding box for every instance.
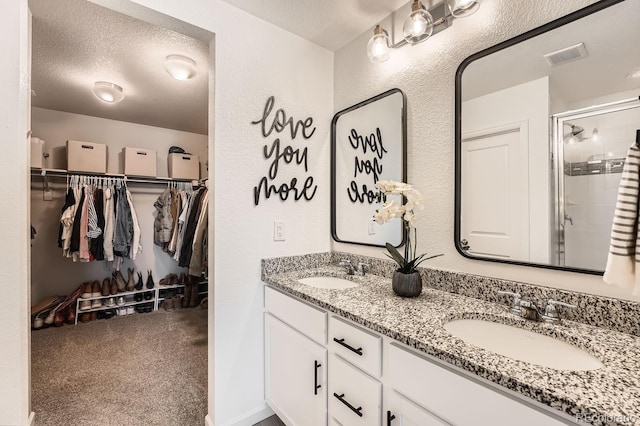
[456,0,640,272]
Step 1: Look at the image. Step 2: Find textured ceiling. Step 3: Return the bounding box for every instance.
[461,0,640,106]
[222,0,409,51]
[30,0,209,135]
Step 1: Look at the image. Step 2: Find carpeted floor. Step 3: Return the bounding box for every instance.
[31,308,207,426]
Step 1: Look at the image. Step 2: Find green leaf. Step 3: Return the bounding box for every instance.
[413,253,444,268]
[385,243,406,268]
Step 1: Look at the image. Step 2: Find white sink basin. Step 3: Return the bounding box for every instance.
[297,276,358,290]
[444,319,603,371]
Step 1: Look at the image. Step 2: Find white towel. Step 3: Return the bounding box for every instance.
[603,144,640,295]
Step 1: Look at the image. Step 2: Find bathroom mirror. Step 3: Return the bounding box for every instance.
[332,89,406,247]
[455,0,640,274]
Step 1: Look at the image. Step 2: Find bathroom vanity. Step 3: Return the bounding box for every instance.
[262,254,640,426]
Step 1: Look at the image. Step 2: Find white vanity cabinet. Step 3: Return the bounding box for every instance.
[265,287,328,426]
[386,343,568,426]
[264,286,571,426]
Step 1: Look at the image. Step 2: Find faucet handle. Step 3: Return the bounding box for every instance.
[357,263,369,275]
[497,291,522,315]
[543,299,577,323]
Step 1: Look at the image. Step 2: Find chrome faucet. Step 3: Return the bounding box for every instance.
[339,259,356,275]
[497,291,576,323]
[356,263,369,276]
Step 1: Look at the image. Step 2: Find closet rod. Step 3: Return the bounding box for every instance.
[30,168,203,186]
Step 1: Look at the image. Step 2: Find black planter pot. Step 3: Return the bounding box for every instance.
[392,271,422,297]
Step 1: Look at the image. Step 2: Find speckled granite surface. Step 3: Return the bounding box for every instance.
[262,254,640,426]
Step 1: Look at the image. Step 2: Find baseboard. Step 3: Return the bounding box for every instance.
[218,403,274,426]
[28,412,35,426]
[205,414,214,426]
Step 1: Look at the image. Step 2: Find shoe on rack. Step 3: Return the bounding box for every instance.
[163,297,174,311]
[179,273,187,285]
[183,283,192,308]
[189,276,200,308]
[126,306,135,315]
[116,308,126,316]
[135,272,144,290]
[116,296,125,306]
[81,282,92,299]
[110,277,118,295]
[114,270,127,292]
[91,312,97,321]
[144,305,153,313]
[101,278,110,297]
[91,298,102,309]
[103,309,116,319]
[146,270,155,289]
[144,291,153,301]
[104,297,115,307]
[126,268,136,291]
[169,273,178,285]
[79,300,91,311]
[65,306,75,325]
[54,310,65,327]
[80,313,91,323]
[91,280,101,298]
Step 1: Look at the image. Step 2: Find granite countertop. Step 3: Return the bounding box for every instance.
[262,265,640,426]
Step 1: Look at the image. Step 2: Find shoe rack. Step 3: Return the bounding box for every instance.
[73,280,208,325]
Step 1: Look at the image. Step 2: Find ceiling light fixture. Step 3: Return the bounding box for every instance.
[403,1,434,45]
[164,54,198,81]
[92,81,124,103]
[367,25,391,63]
[368,0,482,63]
[446,0,482,18]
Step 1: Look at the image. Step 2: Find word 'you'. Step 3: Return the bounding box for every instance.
[347,127,387,203]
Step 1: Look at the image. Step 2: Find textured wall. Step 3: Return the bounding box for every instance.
[333,0,640,301]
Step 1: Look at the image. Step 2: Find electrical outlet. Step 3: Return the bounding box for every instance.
[274,221,286,241]
[43,189,53,201]
[368,221,376,235]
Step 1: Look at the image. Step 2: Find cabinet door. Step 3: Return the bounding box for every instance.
[386,391,450,426]
[265,313,327,426]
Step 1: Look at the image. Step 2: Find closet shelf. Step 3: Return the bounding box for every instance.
[30,167,203,186]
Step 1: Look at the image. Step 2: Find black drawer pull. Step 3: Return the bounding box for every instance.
[333,393,363,417]
[387,411,396,425]
[81,144,94,149]
[136,151,148,156]
[333,337,363,356]
[314,360,321,395]
[182,156,191,160]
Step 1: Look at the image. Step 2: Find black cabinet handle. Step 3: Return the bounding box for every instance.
[387,410,396,425]
[333,338,363,356]
[333,393,363,417]
[314,361,321,395]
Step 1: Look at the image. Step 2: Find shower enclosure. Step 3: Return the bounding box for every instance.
[553,98,640,270]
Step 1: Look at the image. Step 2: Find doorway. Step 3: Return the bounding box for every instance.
[28,0,214,423]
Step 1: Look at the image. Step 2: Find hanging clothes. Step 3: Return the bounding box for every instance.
[103,186,115,262]
[90,187,105,261]
[179,188,207,268]
[153,188,174,248]
[189,190,208,276]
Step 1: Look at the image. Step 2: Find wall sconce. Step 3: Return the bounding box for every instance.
[367,0,482,63]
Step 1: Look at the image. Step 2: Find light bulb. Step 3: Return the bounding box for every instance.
[446,0,482,17]
[367,25,390,63]
[164,54,198,81]
[403,1,434,45]
[592,128,599,141]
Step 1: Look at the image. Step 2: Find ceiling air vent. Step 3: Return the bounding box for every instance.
[543,42,588,66]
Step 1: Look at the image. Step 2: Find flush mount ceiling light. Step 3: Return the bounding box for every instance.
[403,1,434,45]
[368,0,482,63]
[92,81,124,103]
[164,54,198,81]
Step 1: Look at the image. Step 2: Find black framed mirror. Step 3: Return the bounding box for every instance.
[331,88,407,247]
[455,0,640,274]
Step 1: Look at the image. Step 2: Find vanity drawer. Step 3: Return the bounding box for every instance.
[264,286,327,345]
[329,354,381,426]
[329,315,382,377]
[388,343,566,426]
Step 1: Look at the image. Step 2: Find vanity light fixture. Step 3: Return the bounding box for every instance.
[368,0,482,63]
[164,54,198,81]
[92,81,124,103]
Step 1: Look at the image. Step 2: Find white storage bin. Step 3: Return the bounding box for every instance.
[31,137,44,168]
[67,140,107,173]
[168,153,199,179]
[123,147,157,177]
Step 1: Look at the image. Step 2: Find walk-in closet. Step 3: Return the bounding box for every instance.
[28,0,210,424]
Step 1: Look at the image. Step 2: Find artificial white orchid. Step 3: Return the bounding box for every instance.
[373,180,441,273]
